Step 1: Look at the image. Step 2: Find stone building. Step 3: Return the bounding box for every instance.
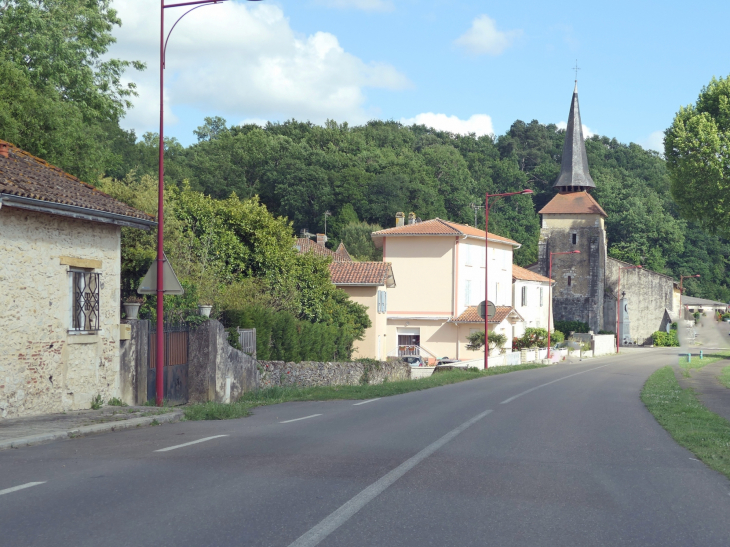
[0,140,154,418]
[532,84,676,344]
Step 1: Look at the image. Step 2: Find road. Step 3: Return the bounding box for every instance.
[2,349,730,546]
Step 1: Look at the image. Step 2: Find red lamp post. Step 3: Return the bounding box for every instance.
[547,250,580,359]
[679,274,701,322]
[616,264,642,353]
[155,0,263,405]
[484,189,534,370]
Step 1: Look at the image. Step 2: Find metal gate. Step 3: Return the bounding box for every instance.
[237,327,256,358]
[147,324,189,405]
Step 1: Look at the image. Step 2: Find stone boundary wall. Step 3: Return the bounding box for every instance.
[258,360,410,389]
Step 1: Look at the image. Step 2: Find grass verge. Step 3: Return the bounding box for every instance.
[720,366,730,389]
[183,364,546,421]
[641,366,730,480]
[679,350,730,377]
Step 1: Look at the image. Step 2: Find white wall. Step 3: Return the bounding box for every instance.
[456,238,513,316]
[512,279,552,338]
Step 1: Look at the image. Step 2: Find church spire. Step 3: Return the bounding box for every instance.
[554,81,595,192]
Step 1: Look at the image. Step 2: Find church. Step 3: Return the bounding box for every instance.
[530,83,678,345]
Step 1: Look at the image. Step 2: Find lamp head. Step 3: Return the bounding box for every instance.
[521,189,534,194]
[572,250,581,254]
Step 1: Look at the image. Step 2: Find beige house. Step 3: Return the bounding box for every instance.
[329,262,395,360]
[370,217,522,362]
[512,264,554,339]
[0,140,154,418]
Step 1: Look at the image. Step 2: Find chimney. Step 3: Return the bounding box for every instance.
[0,142,8,159]
[408,212,416,225]
[316,233,327,246]
[395,212,405,227]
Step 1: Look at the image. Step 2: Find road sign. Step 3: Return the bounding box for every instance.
[137,252,184,295]
[478,300,496,320]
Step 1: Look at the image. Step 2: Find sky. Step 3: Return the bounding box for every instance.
[107,0,730,151]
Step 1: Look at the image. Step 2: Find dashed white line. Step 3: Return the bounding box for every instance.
[500,364,613,404]
[287,409,493,547]
[154,435,228,452]
[280,414,322,424]
[353,398,381,406]
[0,482,46,496]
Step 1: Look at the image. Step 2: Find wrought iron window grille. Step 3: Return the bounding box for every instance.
[70,270,101,332]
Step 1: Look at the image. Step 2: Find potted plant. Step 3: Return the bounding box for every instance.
[123,296,143,320]
[198,301,213,318]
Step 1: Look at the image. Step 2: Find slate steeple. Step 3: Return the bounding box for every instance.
[554,81,595,193]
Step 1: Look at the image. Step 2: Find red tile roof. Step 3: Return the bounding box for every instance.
[295,238,352,262]
[453,305,522,324]
[329,262,395,286]
[538,191,607,217]
[0,139,154,224]
[371,218,520,246]
[512,264,554,284]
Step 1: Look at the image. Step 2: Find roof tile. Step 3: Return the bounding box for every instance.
[329,262,395,286]
[371,218,520,246]
[296,238,352,262]
[453,305,519,324]
[538,191,607,217]
[0,140,153,222]
[512,264,554,284]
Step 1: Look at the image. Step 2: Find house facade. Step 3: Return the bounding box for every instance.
[0,140,154,418]
[329,262,395,360]
[370,217,522,361]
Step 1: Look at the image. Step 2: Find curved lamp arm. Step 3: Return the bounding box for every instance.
[163,2,222,68]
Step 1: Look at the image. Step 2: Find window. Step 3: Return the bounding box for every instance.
[572,233,577,245]
[377,290,388,314]
[465,244,472,266]
[521,286,527,306]
[568,276,572,287]
[70,270,101,332]
[465,280,472,306]
[540,287,544,307]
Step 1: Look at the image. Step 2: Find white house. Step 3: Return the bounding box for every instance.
[512,264,555,339]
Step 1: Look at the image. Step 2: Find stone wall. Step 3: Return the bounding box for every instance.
[188,320,258,403]
[604,258,674,345]
[0,207,122,418]
[119,320,149,405]
[258,359,410,389]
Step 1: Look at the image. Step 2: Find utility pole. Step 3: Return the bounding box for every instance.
[469,203,485,228]
[324,210,332,238]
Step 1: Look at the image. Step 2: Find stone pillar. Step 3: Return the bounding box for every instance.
[119,319,150,405]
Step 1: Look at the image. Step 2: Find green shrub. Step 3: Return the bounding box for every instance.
[554,320,590,334]
[551,330,565,343]
[597,330,614,335]
[652,330,680,347]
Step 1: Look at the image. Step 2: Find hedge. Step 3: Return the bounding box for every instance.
[220,306,356,362]
[554,320,590,334]
[652,330,679,347]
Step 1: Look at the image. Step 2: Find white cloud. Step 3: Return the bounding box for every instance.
[454,15,522,56]
[641,130,665,153]
[400,113,494,136]
[108,1,409,135]
[313,0,395,11]
[556,121,595,138]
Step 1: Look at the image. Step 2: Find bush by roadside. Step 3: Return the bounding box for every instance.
[641,366,730,480]
[183,364,547,421]
[652,330,679,347]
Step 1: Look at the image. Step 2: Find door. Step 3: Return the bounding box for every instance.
[147,324,189,405]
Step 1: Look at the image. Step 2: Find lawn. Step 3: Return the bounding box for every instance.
[720,365,730,389]
[678,350,730,377]
[641,366,730,480]
[184,364,547,421]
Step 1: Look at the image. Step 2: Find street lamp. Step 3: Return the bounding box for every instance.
[679,274,701,322]
[616,264,642,353]
[484,189,534,370]
[155,0,263,405]
[547,250,580,358]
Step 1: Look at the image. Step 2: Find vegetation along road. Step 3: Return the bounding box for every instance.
[2,349,730,546]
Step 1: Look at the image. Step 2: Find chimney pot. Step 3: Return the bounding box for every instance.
[316,233,327,246]
[0,142,8,159]
[395,212,405,227]
[408,212,416,225]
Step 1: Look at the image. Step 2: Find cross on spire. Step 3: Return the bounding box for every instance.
[573,60,580,82]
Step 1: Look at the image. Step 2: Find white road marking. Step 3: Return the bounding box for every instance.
[500,364,613,404]
[280,414,322,424]
[154,435,228,452]
[287,409,493,547]
[690,458,701,461]
[353,399,381,406]
[0,482,46,496]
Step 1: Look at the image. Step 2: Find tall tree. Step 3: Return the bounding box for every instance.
[665,75,730,237]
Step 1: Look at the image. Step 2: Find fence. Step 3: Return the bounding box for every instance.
[237,328,256,358]
[149,324,189,369]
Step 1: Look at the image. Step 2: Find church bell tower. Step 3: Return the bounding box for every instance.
[536,82,608,333]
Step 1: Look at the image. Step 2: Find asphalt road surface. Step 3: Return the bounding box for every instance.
[2,349,730,547]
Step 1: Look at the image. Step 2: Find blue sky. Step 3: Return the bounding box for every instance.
[109,0,730,151]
